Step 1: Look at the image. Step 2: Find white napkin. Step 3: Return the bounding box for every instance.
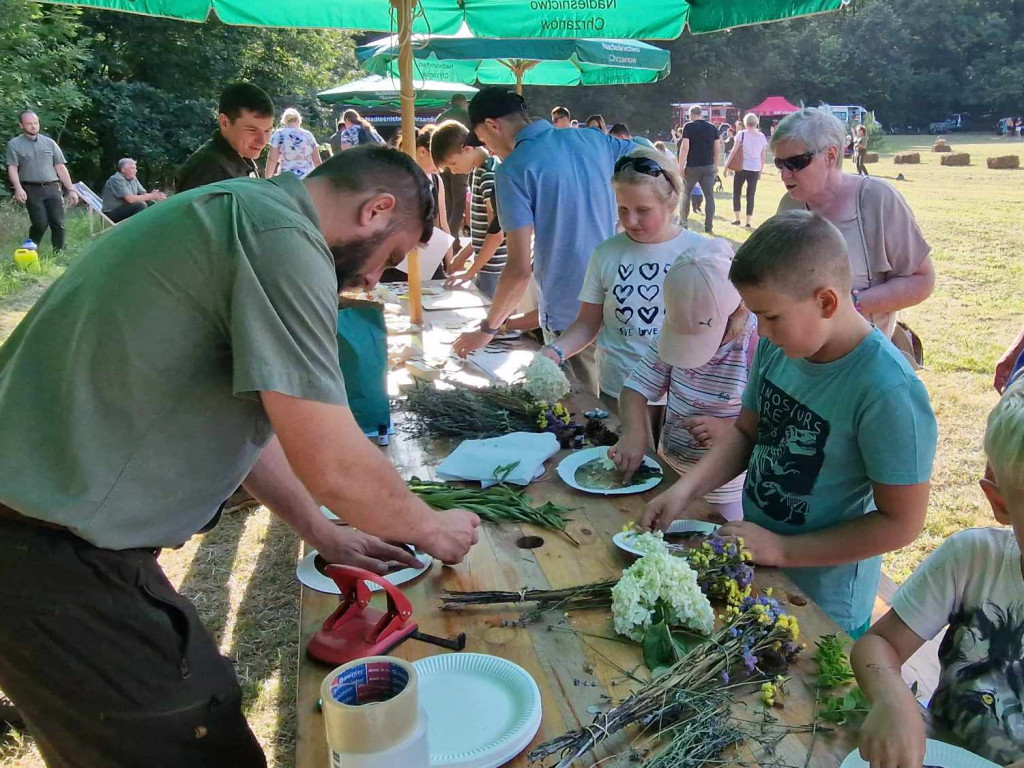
[437,432,559,487]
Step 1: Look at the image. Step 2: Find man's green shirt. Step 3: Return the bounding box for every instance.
[0,174,347,549]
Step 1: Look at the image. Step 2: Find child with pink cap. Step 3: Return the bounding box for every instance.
[609,247,757,521]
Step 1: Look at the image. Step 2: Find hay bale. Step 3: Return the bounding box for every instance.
[987,155,1020,169]
[863,152,879,163]
[933,140,952,153]
[894,152,921,164]
[940,152,970,166]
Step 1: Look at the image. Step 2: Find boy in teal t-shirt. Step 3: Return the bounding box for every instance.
[644,210,937,635]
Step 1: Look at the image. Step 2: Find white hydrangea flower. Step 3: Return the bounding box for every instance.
[630,530,667,557]
[520,354,570,403]
[611,546,714,642]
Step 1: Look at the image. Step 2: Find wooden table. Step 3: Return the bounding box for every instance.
[296,291,861,768]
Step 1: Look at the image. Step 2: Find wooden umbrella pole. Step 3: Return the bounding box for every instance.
[395,0,423,325]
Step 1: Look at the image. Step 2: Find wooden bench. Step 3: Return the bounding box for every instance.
[872,571,942,701]
[72,182,116,237]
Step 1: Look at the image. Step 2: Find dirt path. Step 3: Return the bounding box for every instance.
[0,282,50,345]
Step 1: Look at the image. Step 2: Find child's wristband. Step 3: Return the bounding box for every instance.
[545,344,566,364]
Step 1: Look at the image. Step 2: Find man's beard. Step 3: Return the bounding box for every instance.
[330,230,392,289]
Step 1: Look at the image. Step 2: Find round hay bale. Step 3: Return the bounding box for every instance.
[987,155,1020,170]
[863,152,879,163]
[894,152,921,164]
[940,152,970,166]
[933,140,952,153]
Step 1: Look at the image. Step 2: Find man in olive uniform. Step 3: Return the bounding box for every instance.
[5,110,79,251]
[175,82,275,192]
[100,158,166,222]
[0,148,480,767]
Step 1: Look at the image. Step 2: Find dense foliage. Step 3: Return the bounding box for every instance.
[2,0,359,188]
[2,0,1022,187]
[528,0,1024,136]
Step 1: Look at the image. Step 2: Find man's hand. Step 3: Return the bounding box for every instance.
[316,527,424,574]
[452,330,493,359]
[857,698,926,768]
[65,189,79,206]
[13,187,27,204]
[149,190,168,203]
[681,415,734,448]
[416,508,481,564]
[444,271,472,290]
[717,521,787,566]
[448,248,472,275]
[608,433,648,484]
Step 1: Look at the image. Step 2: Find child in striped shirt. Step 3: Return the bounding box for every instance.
[609,248,756,521]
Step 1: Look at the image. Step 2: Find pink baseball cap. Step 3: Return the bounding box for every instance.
[657,247,741,369]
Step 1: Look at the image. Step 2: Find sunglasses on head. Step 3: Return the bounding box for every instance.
[614,155,675,193]
[773,150,819,173]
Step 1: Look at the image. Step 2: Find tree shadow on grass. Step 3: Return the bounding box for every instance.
[227,515,303,767]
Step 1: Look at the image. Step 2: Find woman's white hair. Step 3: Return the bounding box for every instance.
[743,112,759,128]
[281,108,302,126]
[986,377,1024,497]
[770,107,846,166]
[612,147,681,206]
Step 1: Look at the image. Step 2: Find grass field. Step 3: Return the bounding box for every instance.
[1,132,1022,766]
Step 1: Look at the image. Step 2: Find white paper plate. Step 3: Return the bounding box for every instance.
[613,519,721,557]
[839,740,999,768]
[295,549,431,594]
[557,446,664,496]
[413,653,542,768]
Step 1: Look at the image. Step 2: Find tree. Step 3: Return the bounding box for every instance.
[0,1,89,139]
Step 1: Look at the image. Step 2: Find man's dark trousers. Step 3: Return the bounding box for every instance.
[105,200,148,223]
[24,182,66,251]
[682,165,717,234]
[0,517,266,768]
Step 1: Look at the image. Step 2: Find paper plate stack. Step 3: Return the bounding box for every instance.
[413,654,542,768]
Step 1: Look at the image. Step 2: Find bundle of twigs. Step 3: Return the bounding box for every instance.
[401,380,537,438]
[528,595,802,766]
[441,580,616,618]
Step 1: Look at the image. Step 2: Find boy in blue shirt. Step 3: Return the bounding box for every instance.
[852,380,1024,767]
[644,209,937,636]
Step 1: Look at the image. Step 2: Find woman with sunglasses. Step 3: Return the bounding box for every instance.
[772,107,935,340]
[539,148,733,411]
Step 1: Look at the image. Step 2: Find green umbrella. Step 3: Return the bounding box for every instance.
[37,0,850,38]
[37,0,849,321]
[317,75,478,109]
[357,31,671,94]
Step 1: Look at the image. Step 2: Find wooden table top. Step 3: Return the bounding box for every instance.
[296,288,860,767]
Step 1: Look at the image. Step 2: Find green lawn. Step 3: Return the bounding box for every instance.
[1,132,1022,766]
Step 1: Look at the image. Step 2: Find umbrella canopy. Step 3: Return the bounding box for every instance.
[317,75,478,109]
[749,96,802,117]
[357,30,671,90]
[36,0,850,38]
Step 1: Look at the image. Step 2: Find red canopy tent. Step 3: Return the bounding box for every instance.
[748,96,801,117]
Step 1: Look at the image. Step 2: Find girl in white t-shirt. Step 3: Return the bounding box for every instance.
[539,148,731,409]
[725,113,768,229]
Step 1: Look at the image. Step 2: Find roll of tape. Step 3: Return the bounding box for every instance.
[320,656,419,755]
[328,708,429,768]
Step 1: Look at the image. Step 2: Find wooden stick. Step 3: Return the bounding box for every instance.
[395,0,423,326]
